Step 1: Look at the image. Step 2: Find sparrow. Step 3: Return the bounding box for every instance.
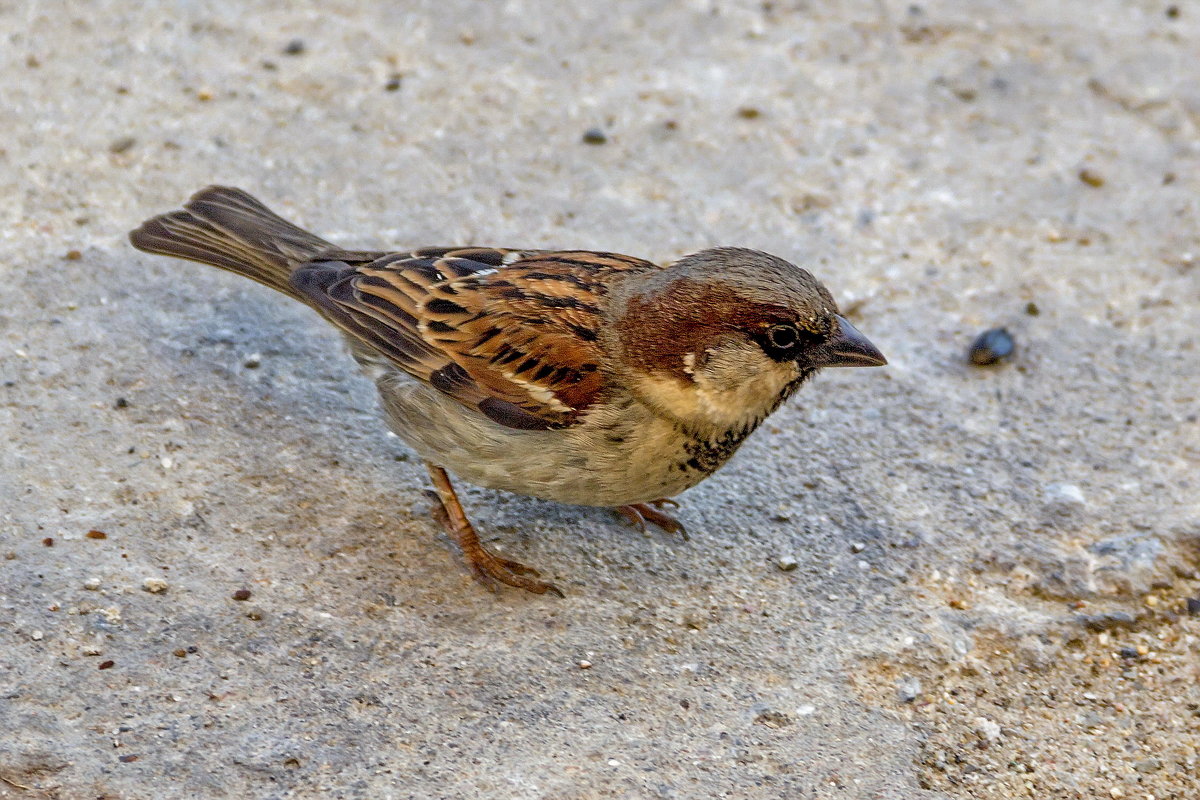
[129,186,886,596]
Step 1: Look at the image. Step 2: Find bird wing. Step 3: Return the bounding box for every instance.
[289,247,659,430]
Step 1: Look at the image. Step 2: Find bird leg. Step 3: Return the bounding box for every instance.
[616,499,689,540]
[424,462,563,597]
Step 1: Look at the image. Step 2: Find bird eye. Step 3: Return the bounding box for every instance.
[766,324,798,351]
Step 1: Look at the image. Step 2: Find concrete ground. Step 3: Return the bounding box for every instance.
[2,1,1198,798]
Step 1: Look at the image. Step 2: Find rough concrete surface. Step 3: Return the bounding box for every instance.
[2,1,1198,798]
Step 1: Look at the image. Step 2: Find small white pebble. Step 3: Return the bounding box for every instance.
[84,578,101,591]
[160,456,173,470]
[850,541,866,553]
[607,759,620,767]
[974,716,1002,742]
[31,630,44,641]
[142,578,169,594]
[897,676,922,703]
[83,646,101,656]
[796,704,816,716]
[578,660,592,670]
[1044,482,1086,508]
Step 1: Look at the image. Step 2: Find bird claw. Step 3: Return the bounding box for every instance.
[463,551,564,598]
[616,502,689,541]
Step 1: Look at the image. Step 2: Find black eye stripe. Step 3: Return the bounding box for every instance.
[756,322,822,361]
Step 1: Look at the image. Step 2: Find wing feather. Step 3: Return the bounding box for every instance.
[289,248,659,429]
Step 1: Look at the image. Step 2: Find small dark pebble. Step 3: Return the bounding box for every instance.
[1118,647,1140,659]
[262,60,278,71]
[65,250,82,261]
[385,73,403,92]
[98,660,115,670]
[232,588,252,601]
[43,537,54,547]
[173,648,187,658]
[109,136,136,154]
[1166,5,1179,18]
[114,397,129,409]
[968,327,1015,365]
[1078,611,1138,632]
[86,530,108,540]
[118,755,138,763]
[283,39,306,55]
[582,127,607,145]
[737,106,762,119]
[1078,168,1105,188]
[1024,301,1040,316]
[1186,597,1200,616]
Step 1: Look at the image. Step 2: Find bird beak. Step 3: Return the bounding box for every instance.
[809,315,887,368]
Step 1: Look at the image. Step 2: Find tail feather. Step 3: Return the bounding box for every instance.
[129,186,336,298]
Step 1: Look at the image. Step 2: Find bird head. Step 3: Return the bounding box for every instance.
[609,247,886,433]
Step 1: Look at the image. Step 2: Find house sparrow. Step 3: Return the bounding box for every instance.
[129,186,886,596]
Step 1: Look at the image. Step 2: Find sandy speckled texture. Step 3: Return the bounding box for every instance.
[2,1,1198,798]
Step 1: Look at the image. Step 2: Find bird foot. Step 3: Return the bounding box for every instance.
[425,466,563,597]
[616,500,689,540]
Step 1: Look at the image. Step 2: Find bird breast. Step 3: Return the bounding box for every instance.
[375,370,759,507]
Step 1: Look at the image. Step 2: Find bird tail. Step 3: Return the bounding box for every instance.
[128,186,336,298]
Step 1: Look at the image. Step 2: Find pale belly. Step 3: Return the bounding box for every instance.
[373,371,752,507]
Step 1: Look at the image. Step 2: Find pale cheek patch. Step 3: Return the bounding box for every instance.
[692,347,797,426]
[633,346,797,431]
